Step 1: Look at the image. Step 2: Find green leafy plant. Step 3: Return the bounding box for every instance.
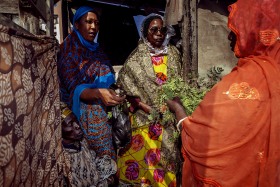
[149,66,224,125]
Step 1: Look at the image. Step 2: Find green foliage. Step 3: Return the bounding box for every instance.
[149,66,224,125]
[107,111,113,119]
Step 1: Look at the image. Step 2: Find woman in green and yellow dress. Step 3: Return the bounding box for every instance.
[117,13,183,187]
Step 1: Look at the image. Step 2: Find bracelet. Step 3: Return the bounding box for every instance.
[176,117,188,131]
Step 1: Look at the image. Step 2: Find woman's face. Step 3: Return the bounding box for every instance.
[228,31,237,52]
[75,12,99,42]
[62,113,83,141]
[147,18,166,48]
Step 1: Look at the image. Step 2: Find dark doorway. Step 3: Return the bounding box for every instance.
[64,0,166,66]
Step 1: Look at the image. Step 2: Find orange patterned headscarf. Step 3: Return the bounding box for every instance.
[228,0,280,59]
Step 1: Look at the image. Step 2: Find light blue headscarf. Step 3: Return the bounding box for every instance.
[73,6,99,51]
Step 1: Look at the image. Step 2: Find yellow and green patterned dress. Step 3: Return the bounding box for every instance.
[117,41,182,187]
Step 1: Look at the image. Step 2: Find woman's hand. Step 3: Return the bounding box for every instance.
[98,88,126,106]
[166,97,184,113]
[125,96,151,114]
[166,97,187,122]
[138,101,152,114]
[80,88,126,106]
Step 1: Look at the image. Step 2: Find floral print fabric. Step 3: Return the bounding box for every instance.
[117,41,182,186]
[152,56,168,85]
[118,124,177,187]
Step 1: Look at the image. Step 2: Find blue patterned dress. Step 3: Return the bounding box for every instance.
[58,31,116,160]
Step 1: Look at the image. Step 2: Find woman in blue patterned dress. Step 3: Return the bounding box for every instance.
[57,6,125,160]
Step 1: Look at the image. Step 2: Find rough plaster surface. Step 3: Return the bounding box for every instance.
[198,8,237,78]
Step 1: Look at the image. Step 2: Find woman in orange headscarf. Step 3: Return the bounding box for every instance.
[167,0,280,186]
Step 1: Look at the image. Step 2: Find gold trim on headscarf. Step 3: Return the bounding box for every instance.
[60,102,72,121]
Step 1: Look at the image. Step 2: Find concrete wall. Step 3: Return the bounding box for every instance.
[198,8,237,78]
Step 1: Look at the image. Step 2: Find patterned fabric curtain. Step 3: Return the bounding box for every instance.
[0,21,63,186]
